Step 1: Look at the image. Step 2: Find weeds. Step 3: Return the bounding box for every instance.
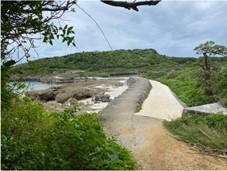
[163,114,227,156]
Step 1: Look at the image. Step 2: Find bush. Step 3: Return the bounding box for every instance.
[163,114,227,156]
[157,66,216,106]
[1,97,136,170]
[210,65,227,107]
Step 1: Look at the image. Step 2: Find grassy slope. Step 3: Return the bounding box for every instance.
[13,49,226,107]
[164,114,227,157]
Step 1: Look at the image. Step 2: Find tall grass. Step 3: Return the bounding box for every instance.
[163,114,227,156]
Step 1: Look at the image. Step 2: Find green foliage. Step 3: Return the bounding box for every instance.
[13,49,196,77]
[210,64,227,107]
[157,66,215,106]
[1,0,77,119]
[1,60,17,111]
[164,114,227,156]
[194,41,227,56]
[1,1,76,60]
[193,41,227,106]
[156,57,227,107]
[1,97,48,170]
[1,97,136,170]
[13,48,226,107]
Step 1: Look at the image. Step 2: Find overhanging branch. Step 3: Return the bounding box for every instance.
[101,0,161,11]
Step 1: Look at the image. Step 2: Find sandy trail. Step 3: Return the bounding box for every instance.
[133,125,227,170]
[135,80,184,121]
[101,77,227,170]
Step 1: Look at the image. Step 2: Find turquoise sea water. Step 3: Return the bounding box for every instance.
[11,81,59,92]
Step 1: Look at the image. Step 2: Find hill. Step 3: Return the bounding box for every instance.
[12,48,227,107]
[13,49,196,78]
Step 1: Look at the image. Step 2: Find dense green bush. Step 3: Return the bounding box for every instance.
[210,64,227,107]
[1,97,136,170]
[164,114,227,156]
[157,66,215,106]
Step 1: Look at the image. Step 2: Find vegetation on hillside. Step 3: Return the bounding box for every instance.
[14,48,227,107]
[13,49,196,77]
[164,114,227,157]
[157,57,227,107]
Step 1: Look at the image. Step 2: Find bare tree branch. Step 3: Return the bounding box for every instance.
[101,0,161,11]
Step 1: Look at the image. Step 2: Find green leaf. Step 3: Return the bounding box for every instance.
[4,60,16,67]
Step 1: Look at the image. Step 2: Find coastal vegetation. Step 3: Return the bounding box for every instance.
[164,114,227,157]
[10,46,227,161]
[1,97,136,170]
[1,1,136,169]
[13,48,227,107]
[1,1,227,169]
[3,47,227,169]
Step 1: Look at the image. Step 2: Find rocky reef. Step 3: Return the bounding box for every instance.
[26,77,127,113]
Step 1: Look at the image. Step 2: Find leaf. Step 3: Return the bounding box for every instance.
[4,60,16,67]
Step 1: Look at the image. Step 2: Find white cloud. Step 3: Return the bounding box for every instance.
[22,0,227,62]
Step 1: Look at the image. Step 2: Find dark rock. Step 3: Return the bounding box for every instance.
[55,87,96,103]
[27,87,60,102]
[95,93,104,102]
[95,93,111,102]
[101,94,111,102]
[70,98,78,105]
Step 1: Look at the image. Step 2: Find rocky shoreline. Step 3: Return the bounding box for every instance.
[25,76,129,113]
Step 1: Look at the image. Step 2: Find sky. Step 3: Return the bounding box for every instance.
[24,0,227,62]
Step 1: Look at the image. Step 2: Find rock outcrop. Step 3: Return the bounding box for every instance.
[27,85,100,104]
[183,102,227,115]
[55,87,97,103]
[95,93,111,102]
[27,87,60,102]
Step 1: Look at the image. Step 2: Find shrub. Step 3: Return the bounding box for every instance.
[157,66,215,106]
[1,97,136,170]
[210,65,227,107]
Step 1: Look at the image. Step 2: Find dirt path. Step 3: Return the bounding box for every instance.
[133,125,227,170]
[100,77,227,170]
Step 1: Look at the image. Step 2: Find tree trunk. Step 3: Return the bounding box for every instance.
[203,52,213,96]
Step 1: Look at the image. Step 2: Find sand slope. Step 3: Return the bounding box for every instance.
[135,80,184,121]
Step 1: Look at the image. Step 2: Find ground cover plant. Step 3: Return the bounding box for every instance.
[163,114,227,157]
[1,97,136,170]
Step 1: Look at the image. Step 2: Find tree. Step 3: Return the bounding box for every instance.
[1,0,77,62]
[101,0,161,11]
[194,41,227,97]
[1,0,161,111]
[1,0,161,62]
[1,0,77,111]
